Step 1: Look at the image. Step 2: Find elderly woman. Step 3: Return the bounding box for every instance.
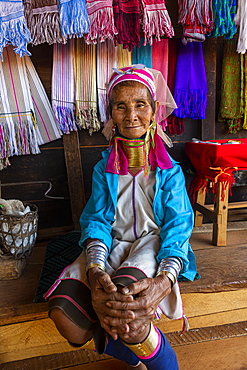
[45,65,198,370]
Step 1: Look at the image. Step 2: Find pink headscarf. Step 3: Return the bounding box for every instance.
[107,64,156,100]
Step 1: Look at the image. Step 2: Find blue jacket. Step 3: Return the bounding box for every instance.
[79,149,198,281]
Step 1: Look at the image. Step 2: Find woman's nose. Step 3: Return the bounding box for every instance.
[125,107,137,120]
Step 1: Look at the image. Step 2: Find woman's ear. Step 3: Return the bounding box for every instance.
[153,100,160,117]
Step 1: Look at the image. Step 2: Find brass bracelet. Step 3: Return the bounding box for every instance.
[86,263,106,273]
[156,270,176,287]
[122,324,159,357]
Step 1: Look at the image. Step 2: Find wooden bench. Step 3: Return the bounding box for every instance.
[194,182,247,246]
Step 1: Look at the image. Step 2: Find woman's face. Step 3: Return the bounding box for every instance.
[111,82,158,139]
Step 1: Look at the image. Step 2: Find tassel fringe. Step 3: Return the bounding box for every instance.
[85,7,117,44]
[142,7,174,46]
[76,108,101,135]
[58,0,90,37]
[53,106,78,134]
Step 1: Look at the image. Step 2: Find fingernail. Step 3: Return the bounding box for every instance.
[122,287,129,294]
[106,302,112,307]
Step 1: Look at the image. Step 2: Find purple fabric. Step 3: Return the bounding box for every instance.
[173,40,208,119]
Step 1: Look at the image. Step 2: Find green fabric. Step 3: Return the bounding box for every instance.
[218,39,244,134]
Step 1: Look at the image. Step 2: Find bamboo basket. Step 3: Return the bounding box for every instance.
[0,204,38,259]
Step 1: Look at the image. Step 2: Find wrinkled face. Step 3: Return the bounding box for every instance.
[111,82,158,139]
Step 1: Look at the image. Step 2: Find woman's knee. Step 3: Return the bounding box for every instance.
[49,307,92,344]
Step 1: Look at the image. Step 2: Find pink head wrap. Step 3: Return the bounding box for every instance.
[107,64,156,100]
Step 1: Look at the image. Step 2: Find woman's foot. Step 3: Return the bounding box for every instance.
[127,362,147,370]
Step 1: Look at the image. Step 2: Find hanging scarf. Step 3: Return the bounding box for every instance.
[117,44,132,67]
[173,40,208,120]
[243,55,247,130]
[178,0,213,43]
[85,0,117,44]
[74,38,100,134]
[218,39,244,134]
[23,0,66,46]
[57,0,89,37]
[166,39,184,136]
[152,39,168,130]
[97,39,118,124]
[0,46,40,163]
[113,0,140,51]
[140,0,174,46]
[210,0,237,39]
[235,0,247,54]
[24,55,62,144]
[0,0,31,59]
[132,38,152,68]
[52,39,77,134]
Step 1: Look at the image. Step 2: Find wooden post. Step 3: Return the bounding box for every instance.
[194,187,207,227]
[212,182,229,246]
[201,38,217,141]
[62,131,86,230]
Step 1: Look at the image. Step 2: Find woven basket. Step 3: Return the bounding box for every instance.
[0,203,38,259]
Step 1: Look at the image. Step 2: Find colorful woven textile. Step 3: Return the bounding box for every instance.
[140,0,174,46]
[0,46,40,163]
[52,39,77,134]
[24,0,66,45]
[117,44,132,67]
[210,0,237,39]
[166,39,184,136]
[25,55,62,144]
[85,0,117,44]
[185,139,247,202]
[74,38,100,134]
[113,0,140,51]
[178,0,213,43]
[97,39,118,124]
[235,0,247,54]
[57,0,89,37]
[218,39,244,134]
[173,40,208,120]
[244,56,247,130]
[0,0,31,59]
[132,38,152,68]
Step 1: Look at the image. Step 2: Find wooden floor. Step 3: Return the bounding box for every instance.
[0,214,247,370]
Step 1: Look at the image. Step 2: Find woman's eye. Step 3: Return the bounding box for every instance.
[117,105,125,110]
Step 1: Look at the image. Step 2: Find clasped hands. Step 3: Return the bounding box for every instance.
[87,267,172,341]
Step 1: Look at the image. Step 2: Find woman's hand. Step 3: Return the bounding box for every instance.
[87,267,135,339]
[104,274,172,341]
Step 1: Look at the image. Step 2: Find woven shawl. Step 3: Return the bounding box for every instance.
[52,39,77,134]
[0,0,31,59]
[244,56,247,130]
[0,46,40,163]
[218,39,244,134]
[85,0,117,44]
[113,0,140,51]
[24,55,62,144]
[57,0,89,37]
[74,38,100,134]
[140,0,174,46]
[166,38,184,135]
[97,39,118,124]
[235,0,247,54]
[178,0,213,42]
[132,38,152,68]
[24,0,66,45]
[173,40,208,120]
[117,44,132,67]
[210,0,237,39]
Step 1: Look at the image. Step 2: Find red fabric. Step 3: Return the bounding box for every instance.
[113,0,140,51]
[185,139,247,202]
[166,38,184,135]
